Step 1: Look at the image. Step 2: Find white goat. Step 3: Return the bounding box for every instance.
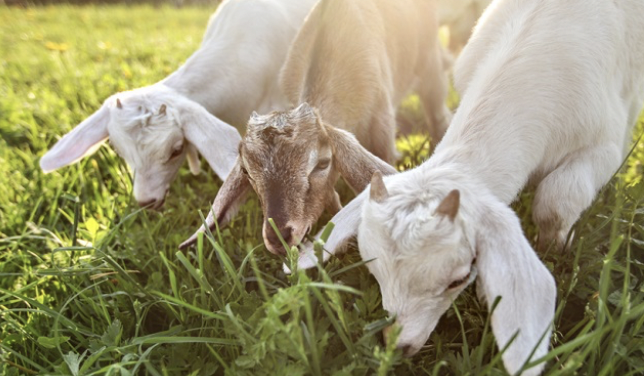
[181,0,451,254]
[39,0,317,209]
[294,0,644,374]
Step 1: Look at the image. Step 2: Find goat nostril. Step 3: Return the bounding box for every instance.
[138,199,157,208]
[266,225,292,244]
[265,225,294,255]
[281,226,293,244]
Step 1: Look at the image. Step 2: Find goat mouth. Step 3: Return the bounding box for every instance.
[295,225,314,246]
[266,242,288,256]
[151,189,169,210]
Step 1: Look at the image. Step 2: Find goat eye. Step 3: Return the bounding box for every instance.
[314,159,331,172]
[447,272,471,290]
[240,166,255,181]
[169,145,184,159]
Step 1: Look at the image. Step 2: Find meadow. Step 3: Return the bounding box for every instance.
[1,4,643,375]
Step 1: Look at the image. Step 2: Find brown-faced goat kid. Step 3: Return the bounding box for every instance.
[180,0,451,254]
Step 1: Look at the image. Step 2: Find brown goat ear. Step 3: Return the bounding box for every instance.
[327,126,397,193]
[179,159,251,249]
[370,171,389,203]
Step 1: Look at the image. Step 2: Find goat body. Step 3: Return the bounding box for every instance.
[40,0,317,207]
[296,0,644,374]
[281,0,452,162]
[164,0,317,128]
[181,0,450,254]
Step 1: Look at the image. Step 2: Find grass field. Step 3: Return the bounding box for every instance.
[1,4,644,376]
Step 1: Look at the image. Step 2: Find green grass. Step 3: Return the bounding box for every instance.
[1,5,643,376]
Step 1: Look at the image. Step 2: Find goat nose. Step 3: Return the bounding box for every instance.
[138,198,157,208]
[266,225,294,253]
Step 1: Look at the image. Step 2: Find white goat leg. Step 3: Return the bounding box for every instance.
[533,144,623,251]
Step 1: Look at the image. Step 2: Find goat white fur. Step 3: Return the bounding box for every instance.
[39,0,317,208]
[294,0,644,374]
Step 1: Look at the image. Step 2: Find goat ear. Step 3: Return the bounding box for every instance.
[327,126,397,193]
[178,100,241,181]
[40,104,110,173]
[370,171,389,203]
[436,189,460,222]
[476,202,556,375]
[186,143,201,175]
[179,159,251,249]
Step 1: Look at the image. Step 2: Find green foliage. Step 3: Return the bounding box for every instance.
[1,5,643,376]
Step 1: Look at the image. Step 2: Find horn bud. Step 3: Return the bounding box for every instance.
[292,102,315,119]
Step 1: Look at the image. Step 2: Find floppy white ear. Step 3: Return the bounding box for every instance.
[476,201,556,376]
[178,99,241,181]
[326,126,397,193]
[179,159,251,249]
[40,105,110,173]
[289,190,367,271]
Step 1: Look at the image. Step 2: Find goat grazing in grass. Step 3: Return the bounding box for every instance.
[294,0,644,374]
[40,0,317,209]
[180,0,451,254]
